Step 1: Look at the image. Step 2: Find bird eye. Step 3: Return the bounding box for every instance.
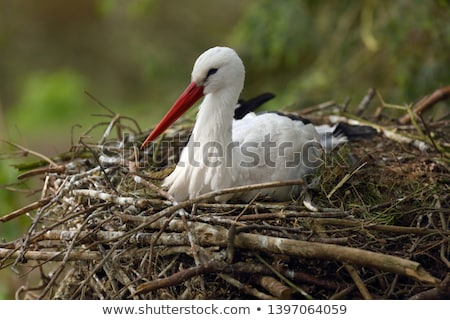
[206,68,218,78]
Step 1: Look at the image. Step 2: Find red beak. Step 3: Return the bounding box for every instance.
[140,82,204,149]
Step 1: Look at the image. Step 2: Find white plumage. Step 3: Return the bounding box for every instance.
[141,47,346,202]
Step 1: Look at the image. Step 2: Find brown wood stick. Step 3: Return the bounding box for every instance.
[256,275,292,299]
[399,86,450,124]
[313,217,449,235]
[134,261,224,295]
[233,232,439,285]
[17,165,65,180]
[219,273,276,300]
[0,248,101,261]
[344,263,373,299]
[0,197,52,223]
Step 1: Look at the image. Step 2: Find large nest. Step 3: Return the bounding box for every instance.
[1,88,449,299]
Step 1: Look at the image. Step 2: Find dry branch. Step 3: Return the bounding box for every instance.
[343,263,372,300]
[399,86,450,124]
[233,231,440,285]
[219,273,276,300]
[0,248,101,261]
[409,273,450,300]
[257,275,292,299]
[0,197,52,223]
[134,260,226,295]
[356,88,376,116]
[312,218,449,235]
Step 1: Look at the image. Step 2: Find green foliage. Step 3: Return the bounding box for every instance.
[1,70,88,253]
[230,0,313,70]
[8,70,87,132]
[97,0,157,18]
[231,0,450,108]
[0,160,21,217]
[0,158,30,252]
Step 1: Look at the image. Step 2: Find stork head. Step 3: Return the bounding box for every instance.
[141,47,245,148]
[191,46,245,96]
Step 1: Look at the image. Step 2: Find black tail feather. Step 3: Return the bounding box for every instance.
[334,122,378,140]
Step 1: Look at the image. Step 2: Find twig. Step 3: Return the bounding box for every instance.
[235,192,259,221]
[327,162,367,199]
[343,263,372,299]
[27,203,109,246]
[386,274,399,298]
[408,273,450,300]
[255,253,312,299]
[279,267,340,289]
[333,113,431,151]
[356,88,375,116]
[99,113,121,145]
[341,97,351,112]
[0,248,101,261]
[256,276,292,299]
[298,101,337,115]
[220,210,349,221]
[330,274,382,299]
[195,202,306,212]
[134,174,173,200]
[134,178,306,206]
[133,260,226,295]
[2,140,58,167]
[96,245,120,298]
[71,189,148,208]
[399,86,450,124]
[78,140,119,195]
[218,273,276,300]
[84,90,115,116]
[115,268,140,299]
[312,218,449,236]
[226,223,237,264]
[17,165,66,180]
[0,197,52,223]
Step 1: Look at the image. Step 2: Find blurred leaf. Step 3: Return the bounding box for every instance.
[231,0,450,109]
[97,0,157,18]
[8,70,87,130]
[127,0,157,18]
[230,0,313,70]
[96,0,117,16]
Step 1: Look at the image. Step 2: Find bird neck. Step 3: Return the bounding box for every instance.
[191,91,237,147]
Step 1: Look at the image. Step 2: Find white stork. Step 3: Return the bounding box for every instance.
[141,46,348,202]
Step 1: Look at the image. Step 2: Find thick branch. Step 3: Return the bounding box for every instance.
[124,215,440,285]
[233,233,439,285]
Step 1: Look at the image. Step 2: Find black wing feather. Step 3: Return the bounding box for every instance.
[234,92,275,119]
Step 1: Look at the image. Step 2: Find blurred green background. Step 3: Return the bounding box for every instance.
[0,0,449,299]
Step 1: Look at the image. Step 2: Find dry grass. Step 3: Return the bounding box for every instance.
[1,89,449,300]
